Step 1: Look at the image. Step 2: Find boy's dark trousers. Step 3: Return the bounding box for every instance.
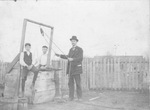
[21,66,39,93]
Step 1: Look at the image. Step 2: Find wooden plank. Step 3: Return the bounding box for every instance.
[145,60,149,90]
[115,57,118,90]
[109,57,112,89]
[93,59,96,89]
[110,57,114,90]
[99,57,102,90]
[107,58,110,89]
[60,60,65,90]
[64,60,67,90]
[113,57,117,90]
[125,57,128,90]
[135,58,139,90]
[95,58,98,89]
[128,57,131,90]
[133,59,137,89]
[106,57,109,89]
[123,59,126,90]
[26,19,53,29]
[108,57,110,89]
[84,58,87,90]
[85,58,88,90]
[82,58,85,90]
[105,57,108,89]
[88,58,91,90]
[101,57,104,89]
[89,59,91,89]
[94,58,97,89]
[117,57,120,90]
[6,53,20,73]
[133,57,137,90]
[116,57,119,90]
[90,59,93,89]
[97,58,100,90]
[118,57,121,90]
[0,61,1,83]
[103,57,107,89]
[120,58,123,90]
[47,28,54,67]
[139,58,144,90]
[91,60,93,89]
[86,58,89,90]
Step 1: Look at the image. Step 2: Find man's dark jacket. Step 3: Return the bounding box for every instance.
[60,46,83,75]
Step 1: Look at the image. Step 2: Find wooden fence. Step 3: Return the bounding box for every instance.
[56,56,149,91]
[0,56,149,91]
[0,61,9,84]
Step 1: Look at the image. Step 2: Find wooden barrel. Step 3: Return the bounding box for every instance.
[0,97,18,110]
[25,71,55,104]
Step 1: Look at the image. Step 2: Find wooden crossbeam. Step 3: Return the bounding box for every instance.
[25,19,54,29]
[6,53,20,73]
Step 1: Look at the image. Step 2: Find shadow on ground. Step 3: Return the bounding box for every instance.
[28,90,150,110]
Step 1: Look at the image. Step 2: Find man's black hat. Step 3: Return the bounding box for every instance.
[70,36,79,42]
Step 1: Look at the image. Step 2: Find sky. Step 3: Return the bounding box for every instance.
[0,0,149,62]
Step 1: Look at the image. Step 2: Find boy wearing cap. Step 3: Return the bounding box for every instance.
[35,45,49,70]
[20,43,39,97]
[55,36,83,101]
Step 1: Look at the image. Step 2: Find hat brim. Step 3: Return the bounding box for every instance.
[70,38,78,42]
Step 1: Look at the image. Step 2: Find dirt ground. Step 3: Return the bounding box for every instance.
[27,90,150,110]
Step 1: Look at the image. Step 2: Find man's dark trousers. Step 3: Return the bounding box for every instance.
[68,74,82,100]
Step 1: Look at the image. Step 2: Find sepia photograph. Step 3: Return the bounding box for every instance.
[0,0,149,110]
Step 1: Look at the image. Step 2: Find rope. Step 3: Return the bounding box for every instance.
[39,27,56,54]
[44,32,67,56]
[40,27,68,59]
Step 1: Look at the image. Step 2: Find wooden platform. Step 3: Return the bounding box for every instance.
[25,71,55,104]
[4,63,58,104]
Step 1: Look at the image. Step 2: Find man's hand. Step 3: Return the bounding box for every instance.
[55,53,60,57]
[68,58,73,61]
[27,65,33,70]
[24,64,28,67]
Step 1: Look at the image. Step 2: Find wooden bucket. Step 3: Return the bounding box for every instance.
[25,71,55,104]
[0,97,18,110]
[17,98,28,110]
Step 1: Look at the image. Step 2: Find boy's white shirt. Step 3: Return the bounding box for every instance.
[34,53,48,67]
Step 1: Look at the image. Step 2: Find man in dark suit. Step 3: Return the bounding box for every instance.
[55,36,83,101]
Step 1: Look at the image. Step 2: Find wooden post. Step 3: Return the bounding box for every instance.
[19,19,27,53]
[47,28,54,67]
[17,19,27,97]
